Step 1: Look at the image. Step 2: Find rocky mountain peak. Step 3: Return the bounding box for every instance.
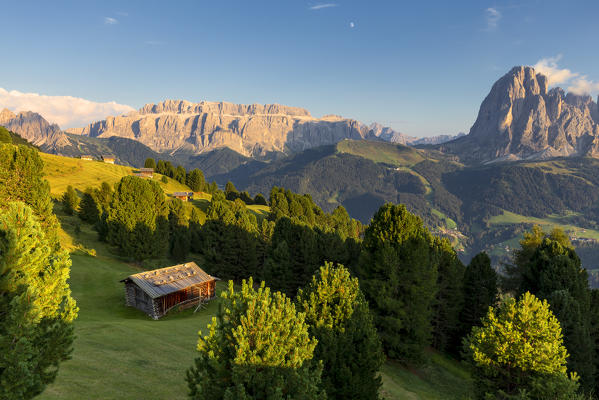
[0,108,16,124]
[0,109,69,147]
[137,99,312,118]
[440,65,599,163]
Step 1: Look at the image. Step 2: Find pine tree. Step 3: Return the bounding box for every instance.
[465,292,579,399]
[523,237,595,392]
[168,199,191,262]
[61,185,80,215]
[186,279,324,400]
[225,181,239,201]
[78,187,101,223]
[459,252,497,340]
[105,176,169,260]
[431,237,465,354]
[590,289,599,395]
[0,144,59,247]
[356,203,437,362]
[0,202,78,399]
[297,263,384,399]
[144,158,156,169]
[156,160,166,175]
[175,165,187,184]
[186,169,205,192]
[253,193,268,205]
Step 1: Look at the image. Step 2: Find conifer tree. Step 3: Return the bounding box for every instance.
[175,165,187,184]
[168,198,191,262]
[459,252,497,340]
[61,185,80,215]
[0,144,59,247]
[105,176,169,260]
[431,237,465,354]
[186,279,324,400]
[225,181,239,201]
[465,292,579,399]
[356,203,437,362]
[144,158,156,169]
[297,263,384,399]
[0,202,78,399]
[185,169,205,192]
[522,237,595,392]
[78,187,101,223]
[253,193,268,205]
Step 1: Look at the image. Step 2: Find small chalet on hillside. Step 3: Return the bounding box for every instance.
[80,155,93,161]
[172,191,194,201]
[101,155,115,164]
[135,168,154,178]
[120,262,217,319]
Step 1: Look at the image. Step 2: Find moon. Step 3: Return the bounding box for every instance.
[350,22,355,28]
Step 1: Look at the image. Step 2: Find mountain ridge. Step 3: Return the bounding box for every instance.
[439,66,599,163]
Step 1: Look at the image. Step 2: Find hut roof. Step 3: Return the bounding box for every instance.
[139,168,154,172]
[172,191,193,196]
[120,262,217,299]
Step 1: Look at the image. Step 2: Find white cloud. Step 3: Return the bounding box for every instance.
[533,55,577,85]
[485,7,501,31]
[567,77,599,96]
[0,88,134,129]
[104,17,118,25]
[309,3,337,10]
[349,22,355,28]
[533,55,599,96]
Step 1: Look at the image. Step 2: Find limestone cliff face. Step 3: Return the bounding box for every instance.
[440,66,599,163]
[68,100,373,157]
[0,108,70,148]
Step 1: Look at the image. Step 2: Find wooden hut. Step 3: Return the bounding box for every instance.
[172,191,194,201]
[120,262,217,319]
[101,155,115,164]
[80,155,93,161]
[135,168,154,178]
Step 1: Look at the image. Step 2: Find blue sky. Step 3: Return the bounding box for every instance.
[1,0,598,136]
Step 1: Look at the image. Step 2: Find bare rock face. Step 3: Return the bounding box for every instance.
[67,100,372,157]
[440,66,599,163]
[0,108,70,148]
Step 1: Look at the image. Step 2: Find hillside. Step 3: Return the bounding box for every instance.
[213,140,599,274]
[40,152,190,197]
[40,205,472,400]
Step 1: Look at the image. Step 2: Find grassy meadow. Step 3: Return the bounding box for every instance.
[336,139,426,167]
[37,153,472,399]
[40,153,190,197]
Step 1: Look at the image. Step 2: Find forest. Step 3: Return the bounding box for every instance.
[2,140,599,400]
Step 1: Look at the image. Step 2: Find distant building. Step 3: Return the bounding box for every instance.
[135,168,154,178]
[80,155,93,161]
[172,191,194,201]
[120,262,217,319]
[101,155,116,164]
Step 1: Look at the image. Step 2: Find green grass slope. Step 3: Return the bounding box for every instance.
[336,139,426,167]
[40,208,471,399]
[40,152,191,197]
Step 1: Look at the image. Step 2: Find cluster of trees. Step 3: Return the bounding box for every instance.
[144,157,217,193]
[224,180,267,205]
[187,264,384,400]
[48,149,599,399]
[0,143,77,399]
